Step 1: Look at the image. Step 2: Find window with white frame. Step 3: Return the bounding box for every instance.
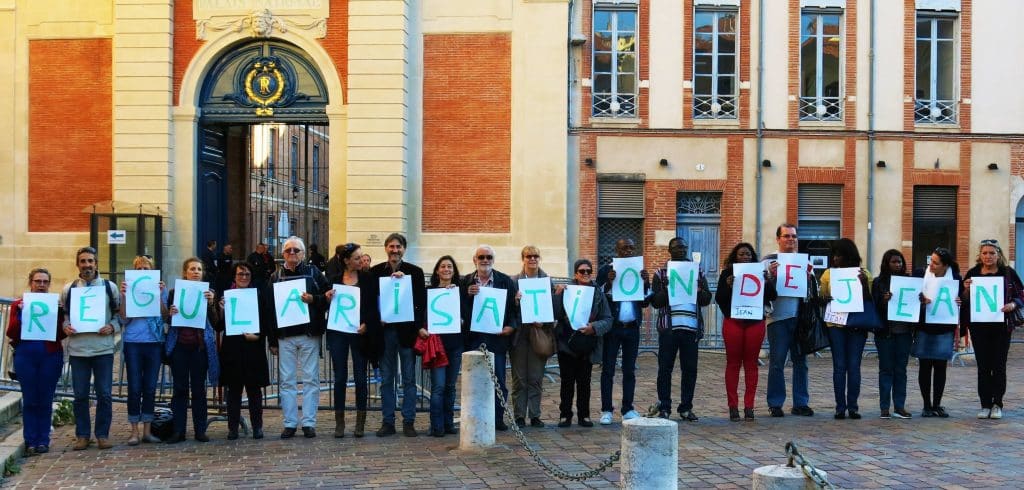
[592,4,638,118]
[694,7,738,119]
[799,10,842,121]
[915,12,957,124]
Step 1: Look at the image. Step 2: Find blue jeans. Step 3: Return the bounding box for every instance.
[466,333,508,423]
[326,331,368,411]
[876,332,913,411]
[828,327,867,413]
[15,343,63,447]
[601,325,639,414]
[170,345,209,435]
[124,342,162,423]
[429,337,463,432]
[656,329,699,413]
[380,327,417,425]
[766,318,810,408]
[70,354,114,439]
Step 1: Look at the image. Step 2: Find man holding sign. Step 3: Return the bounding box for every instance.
[268,236,331,439]
[650,237,712,422]
[6,268,67,455]
[461,244,519,431]
[369,233,426,437]
[595,238,650,425]
[761,224,817,418]
[60,246,120,451]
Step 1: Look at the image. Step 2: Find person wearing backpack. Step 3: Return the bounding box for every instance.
[60,246,121,451]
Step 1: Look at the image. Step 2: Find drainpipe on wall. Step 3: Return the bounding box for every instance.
[754,0,766,255]
[567,0,582,269]
[866,0,877,268]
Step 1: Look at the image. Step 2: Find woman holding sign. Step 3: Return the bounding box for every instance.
[871,249,915,419]
[164,257,221,443]
[324,243,380,438]
[715,242,774,421]
[818,238,871,420]
[962,239,1022,420]
[912,247,961,418]
[6,268,66,455]
[424,255,463,437]
[118,255,168,445]
[217,262,273,440]
[553,259,612,428]
[510,245,560,429]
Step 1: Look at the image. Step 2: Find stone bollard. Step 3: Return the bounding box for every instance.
[752,464,827,490]
[620,417,678,490]
[459,350,495,450]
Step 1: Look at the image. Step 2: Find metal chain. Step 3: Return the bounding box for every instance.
[785,442,835,489]
[476,344,621,481]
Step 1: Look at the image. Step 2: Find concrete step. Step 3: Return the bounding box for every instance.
[0,391,24,478]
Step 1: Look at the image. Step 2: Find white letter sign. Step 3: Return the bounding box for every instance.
[327,284,361,333]
[829,268,864,313]
[427,288,462,334]
[666,261,698,306]
[470,287,507,334]
[775,253,809,298]
[518,277,554,324]
[21,293,59,341]
[125,270,162,318]
[172,280,209,329]
[273,279,309,328]
[223,288,260,336]
[612,256,645,302]
[378,276,414,323]
[563,285,595,330]
[730,263,765,320]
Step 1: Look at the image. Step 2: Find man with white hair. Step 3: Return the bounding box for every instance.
[460,245,519,431]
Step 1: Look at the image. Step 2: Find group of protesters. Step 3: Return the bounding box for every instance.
[5,226,1019,455]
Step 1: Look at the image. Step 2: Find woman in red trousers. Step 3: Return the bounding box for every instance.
[715,242,775,421]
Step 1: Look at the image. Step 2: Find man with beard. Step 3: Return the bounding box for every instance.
[61,246,121,450]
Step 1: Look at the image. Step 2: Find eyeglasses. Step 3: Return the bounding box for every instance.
[236,272,251,277]
[283,247,303,254]
[524,254,540,260]
[779,234,798,239]
[476,255,493,261]
[31,279,51,284]
[576,269,593,275]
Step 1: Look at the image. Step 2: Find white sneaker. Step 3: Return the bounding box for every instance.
[599,412,613,425]
[977,408,992,419]
[990,406,1003,419]
[622,410,640,421]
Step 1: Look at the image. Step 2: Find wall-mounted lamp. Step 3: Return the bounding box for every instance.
[258,180,267,194]
[659,158,669,167]
[292,186,300,200]
[988,163,999,170]
[584,158,594,166]
[876,160,886,168]
[323,194,329,206]
[761,159,772,168]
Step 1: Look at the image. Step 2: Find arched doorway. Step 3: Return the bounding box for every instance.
[196,40,330,262]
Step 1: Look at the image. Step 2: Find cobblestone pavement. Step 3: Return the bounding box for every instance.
[4,342,1024,489]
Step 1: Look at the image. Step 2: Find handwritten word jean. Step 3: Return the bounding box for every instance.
[819,267,871,419]
[6,269,67,455]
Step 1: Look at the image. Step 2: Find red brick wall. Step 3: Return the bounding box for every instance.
[318,0,349,101]
[902,0,915,131]
[28,38,113,232]
[173,0,201,106]
[421,33,511,233]
[579,134,599,261]
[682,0,694,129]
[787,0,800,129]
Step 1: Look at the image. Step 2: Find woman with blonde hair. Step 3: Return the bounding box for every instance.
[119,255,168,445]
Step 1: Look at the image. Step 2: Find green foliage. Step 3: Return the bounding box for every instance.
[51,399,73,427]
[4,458,19,476]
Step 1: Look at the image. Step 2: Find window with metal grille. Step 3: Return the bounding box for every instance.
[915,11,958,124]
[799,9,843,121]
[290,136,299,185]
[598,179,644,267]
[592,3,638,118]
[912,186,957,270]
[694,7,738,119]
[797,184,842,258]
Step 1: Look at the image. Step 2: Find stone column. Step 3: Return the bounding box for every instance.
[458,350,495,449]
[620,418,678,489]
[752,464,827,490]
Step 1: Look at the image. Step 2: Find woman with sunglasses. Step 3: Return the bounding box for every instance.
[217,262,273,439]
[553,259,612,428]
[118,255,168,445]
[871,249,915,419]
[6,268,67,455]
[912,247,962,418]
[324,243,380,437]
[961,239,1022,419]
[510,245,562,428]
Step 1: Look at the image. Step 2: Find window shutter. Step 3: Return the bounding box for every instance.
[914,186,957,221]
[598,181,644,218]
[798,184,843,218]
